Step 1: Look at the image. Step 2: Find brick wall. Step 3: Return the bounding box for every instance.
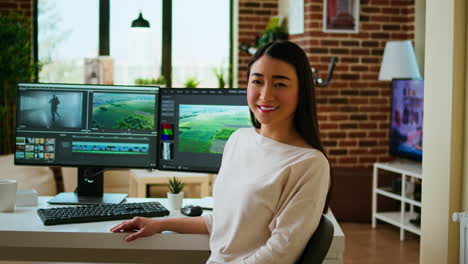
[287,0,415,221]
[0,0,32,16]
[288,0,414,168]
[238,0,415,168]
[238,0,279,88]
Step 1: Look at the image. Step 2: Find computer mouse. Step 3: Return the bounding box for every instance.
[180,205,203,217]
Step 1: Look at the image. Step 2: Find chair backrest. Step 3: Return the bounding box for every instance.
[295,215,335,264]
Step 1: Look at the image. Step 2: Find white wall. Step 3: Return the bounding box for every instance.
[420,0,466,263]
[415,0,425,76]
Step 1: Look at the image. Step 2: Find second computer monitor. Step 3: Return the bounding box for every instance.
[159,88,251,173]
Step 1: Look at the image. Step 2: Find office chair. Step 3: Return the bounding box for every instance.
[295,215,335,264]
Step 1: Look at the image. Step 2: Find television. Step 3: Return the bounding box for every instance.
[158,88,251,173]
[389,79,424,161]
[15,83,159,204]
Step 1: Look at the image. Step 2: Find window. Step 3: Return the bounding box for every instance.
[38,0,99,83]
[110,0,163,85]
[172,0,230,88]
[36,1,231,87]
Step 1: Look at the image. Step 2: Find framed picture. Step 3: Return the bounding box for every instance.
[323,0,360,33]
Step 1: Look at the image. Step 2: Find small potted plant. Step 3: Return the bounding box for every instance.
[167,177,185,210]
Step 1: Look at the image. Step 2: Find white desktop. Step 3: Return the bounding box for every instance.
[0,197,344,263]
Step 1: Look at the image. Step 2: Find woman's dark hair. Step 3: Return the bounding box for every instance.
[247,41,332,214]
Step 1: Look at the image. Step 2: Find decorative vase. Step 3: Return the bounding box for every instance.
[167,192,184,210]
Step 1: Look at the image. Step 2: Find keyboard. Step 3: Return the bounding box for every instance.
[37,202,170,226]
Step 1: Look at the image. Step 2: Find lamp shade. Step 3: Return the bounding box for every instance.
[131,12,150,28]
[378,40,421,80]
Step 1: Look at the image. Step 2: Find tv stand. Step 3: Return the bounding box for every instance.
[372,159,422,240]
[48,167,127,205]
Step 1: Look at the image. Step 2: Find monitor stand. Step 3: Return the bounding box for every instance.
[48,167,128,205]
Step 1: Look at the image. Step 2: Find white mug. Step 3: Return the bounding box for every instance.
[0,179,17,212]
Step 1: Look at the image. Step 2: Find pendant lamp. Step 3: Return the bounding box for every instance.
[131,12,150,28]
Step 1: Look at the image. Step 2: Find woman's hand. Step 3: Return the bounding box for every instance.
[110,216,163,242]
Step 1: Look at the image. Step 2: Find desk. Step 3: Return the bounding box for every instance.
[0,197,344,263]
[129,169,212,198]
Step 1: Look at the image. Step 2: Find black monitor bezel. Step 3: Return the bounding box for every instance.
[157,87,249,173]
[14,82,160,169]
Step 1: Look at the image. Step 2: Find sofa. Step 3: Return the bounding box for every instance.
[0,154,57,196]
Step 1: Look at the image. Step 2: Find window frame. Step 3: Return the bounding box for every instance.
[33,0,234,88]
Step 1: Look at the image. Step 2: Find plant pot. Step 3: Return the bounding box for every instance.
[167,192,184,210]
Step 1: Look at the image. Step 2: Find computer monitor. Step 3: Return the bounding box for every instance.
[14,83,159,204]
[158,88,251,173]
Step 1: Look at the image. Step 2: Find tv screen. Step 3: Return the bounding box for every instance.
[389,79,424,161]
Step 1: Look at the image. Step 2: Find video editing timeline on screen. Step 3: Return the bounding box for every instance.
[158,88,251,173]
[14,83,159,169]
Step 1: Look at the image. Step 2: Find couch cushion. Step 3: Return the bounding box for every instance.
[0,154,57,196]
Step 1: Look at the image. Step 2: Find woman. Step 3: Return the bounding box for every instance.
[111,41,331,264]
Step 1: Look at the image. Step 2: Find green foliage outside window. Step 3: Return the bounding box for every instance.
[213,66,226,89]
[184,77,200,88]
[134,76,166,85]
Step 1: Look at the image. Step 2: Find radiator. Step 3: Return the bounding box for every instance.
[453,212,468,264]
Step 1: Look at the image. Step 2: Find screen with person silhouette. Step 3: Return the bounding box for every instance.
[158,88,251,173]
[18,90,83,129]
[15,83,159,204]
[390,79,424,161]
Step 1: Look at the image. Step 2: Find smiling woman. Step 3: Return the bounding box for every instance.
[247,55,299,132]
[110,41,333,264]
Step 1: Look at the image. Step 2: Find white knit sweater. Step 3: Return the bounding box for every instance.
[203,127,330,264]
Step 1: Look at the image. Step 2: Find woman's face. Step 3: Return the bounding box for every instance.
[247,55,299,129]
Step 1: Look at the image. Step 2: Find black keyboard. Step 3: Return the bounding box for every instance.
[37,202,170,226]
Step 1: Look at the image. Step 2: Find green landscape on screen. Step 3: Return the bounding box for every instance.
[178,104,251,154]
[92,93,155,130]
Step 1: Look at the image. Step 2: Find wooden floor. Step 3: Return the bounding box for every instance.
[0,222,420,264]
[340,222,420,264]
